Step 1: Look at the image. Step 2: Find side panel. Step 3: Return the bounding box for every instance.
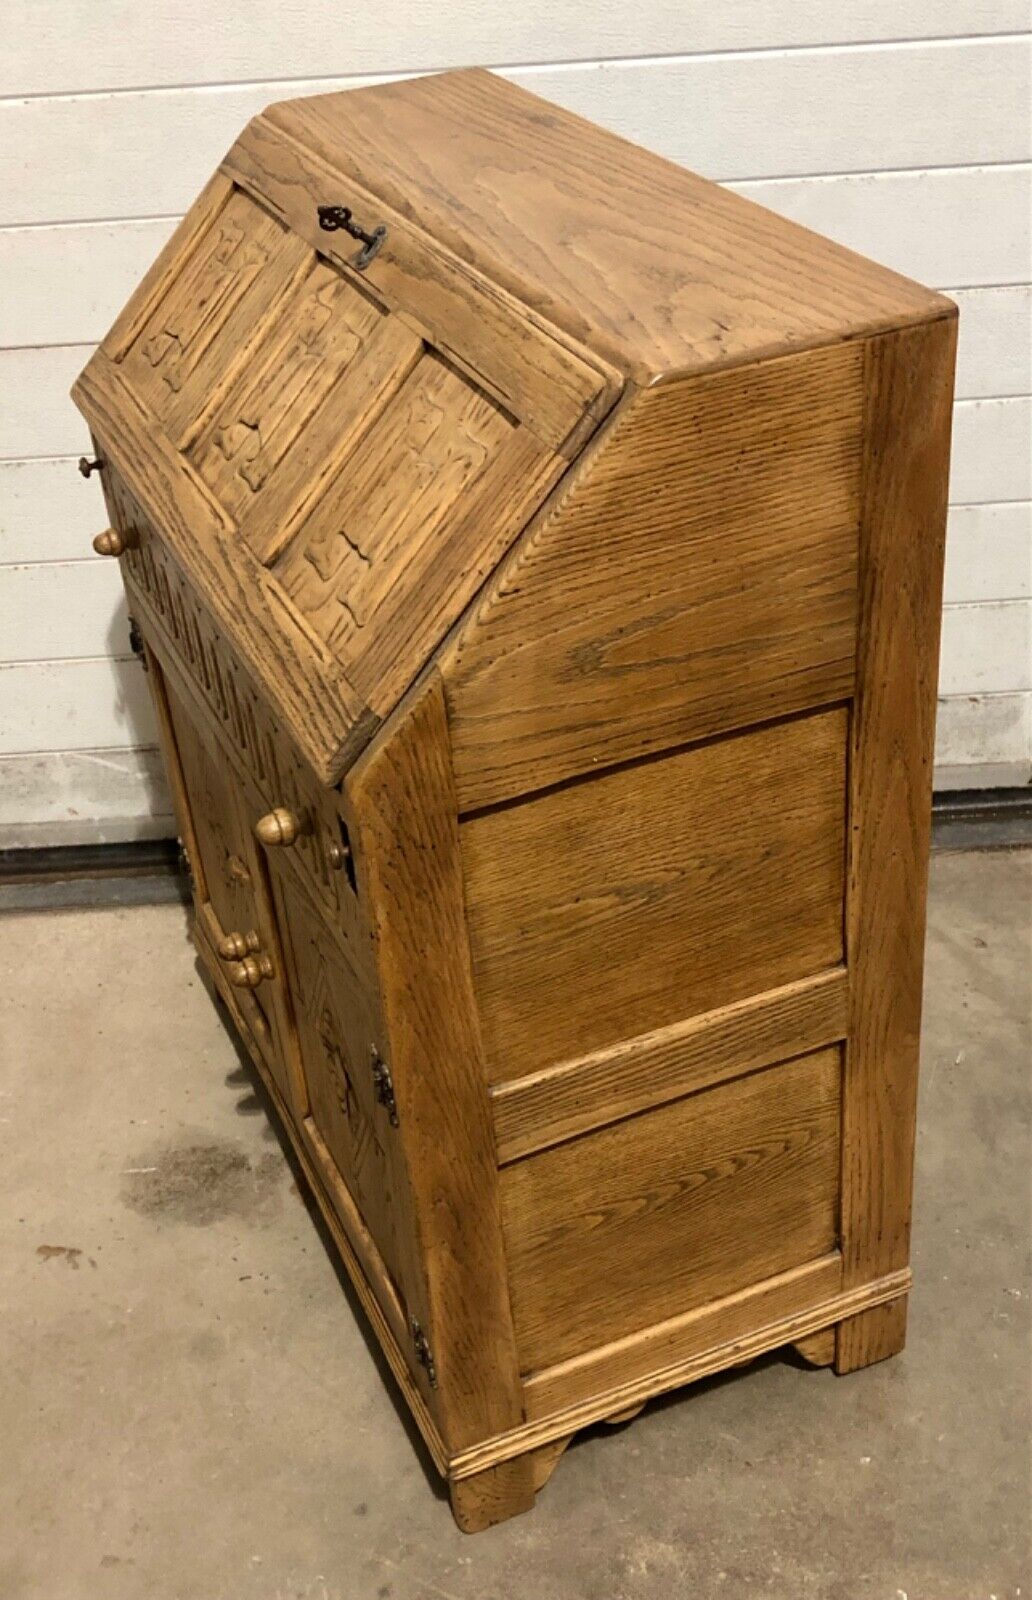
[500,1046,842,1372]
[836,314,957,1371]
[460,707,846,1085]
[442,341,863,811]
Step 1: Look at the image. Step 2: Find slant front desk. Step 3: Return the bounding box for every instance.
[73,68,956,1531]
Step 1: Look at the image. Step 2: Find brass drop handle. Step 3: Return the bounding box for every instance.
[217,929,261,961]
[93,527,134,557]
[228,953,274,989]
[255,807,307,848]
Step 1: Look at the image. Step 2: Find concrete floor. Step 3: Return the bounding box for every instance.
[1,849,1028,1600]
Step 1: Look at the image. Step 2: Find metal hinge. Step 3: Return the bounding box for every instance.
[128,616,147,669]
[410,1319,438,1388]
[370,1046,399,1126]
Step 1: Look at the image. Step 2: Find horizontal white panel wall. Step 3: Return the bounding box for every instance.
[1,17,1030,843]
[4,41,1028,225]
[731,164,1031,288]
[6,1,1027,97]
[0,657,157,753]
[944,504,1032,603]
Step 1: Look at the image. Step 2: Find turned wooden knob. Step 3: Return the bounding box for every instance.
[92,527,127,557]
[227,952,274,988]
[217,929,261,961]
[255,807,304,847]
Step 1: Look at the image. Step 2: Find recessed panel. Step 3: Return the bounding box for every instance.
[500,1046,842,1372]
[274,352,514,653]
[461,707,848,1084]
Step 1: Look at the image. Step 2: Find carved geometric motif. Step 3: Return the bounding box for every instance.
[279,352,510,652]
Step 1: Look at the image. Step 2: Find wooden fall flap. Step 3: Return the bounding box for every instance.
[73,109,622,786]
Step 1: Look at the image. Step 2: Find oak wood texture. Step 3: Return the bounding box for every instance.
[490,968,848,1165]
[835,1295,910,1375]
[222,113,621,455]
[836,313,956,1374]
[793,1327,837,1367]
[345,675,525,1452]
[452,1268,911,1477]
[500,1046,843,1372]
[443,344,862,809]
[461,708,847,1084]
[69,68,955,1530]
[267,69,949,384]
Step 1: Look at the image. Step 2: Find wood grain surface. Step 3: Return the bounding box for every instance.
[444,343,862,809]
[461,708,847,1084]
[346,675,526,1450]
[490,969,848,1165]
[500,1046,843,1372]
[267,69,949,383]
[836,312,957,1373]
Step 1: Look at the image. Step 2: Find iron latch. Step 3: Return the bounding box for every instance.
[411,1319,438,1388]
[128,616,147,669]
[370,1046,399,1126]
[317,204,387,270]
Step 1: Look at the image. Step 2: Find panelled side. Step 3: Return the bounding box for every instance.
[441,340,864,812]
[446,341,866,1398]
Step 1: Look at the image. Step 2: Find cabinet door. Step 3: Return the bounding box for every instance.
[153,659,295,1107]
[266,863,414,1323]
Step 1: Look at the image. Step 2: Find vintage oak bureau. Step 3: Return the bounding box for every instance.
[72,69,956,1531]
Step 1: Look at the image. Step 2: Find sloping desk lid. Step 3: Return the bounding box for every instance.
[72,87,622,786]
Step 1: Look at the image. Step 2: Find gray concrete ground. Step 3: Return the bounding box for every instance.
[1,849,1029,1600]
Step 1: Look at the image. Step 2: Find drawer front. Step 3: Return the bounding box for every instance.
[500,1046,843,1373]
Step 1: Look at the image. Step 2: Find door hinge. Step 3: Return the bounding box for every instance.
[128,616,147,668]
[370,1046,399,1127]
[410,1319,438,1388]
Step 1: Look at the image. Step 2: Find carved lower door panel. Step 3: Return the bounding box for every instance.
[156,665,295,1105]
[266,862,414,1324]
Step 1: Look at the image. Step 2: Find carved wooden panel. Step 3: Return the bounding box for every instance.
[118,188,294,419]
[271,869,409,1304]
[78,165,579,777]
[186,260,386,523]
[275,351,515,655]
[160,673,288,1087]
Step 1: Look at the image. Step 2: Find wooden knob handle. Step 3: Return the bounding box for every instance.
[227,953,274,988]
[217,929,260,961]
[93,528,128,557]
[255,807,304,848]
